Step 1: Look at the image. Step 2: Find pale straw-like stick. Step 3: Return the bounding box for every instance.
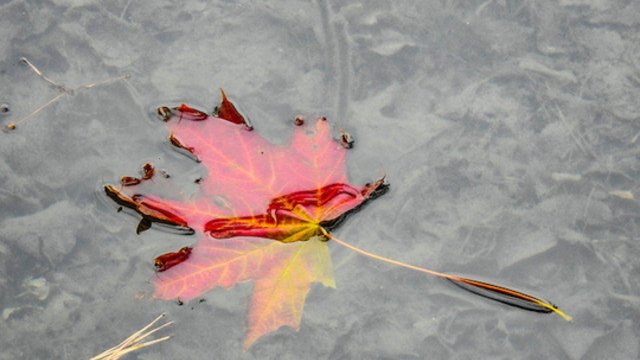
[90,313,173,360]
[4,57,129,131]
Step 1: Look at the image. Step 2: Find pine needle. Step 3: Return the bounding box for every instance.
[90,313,173,360]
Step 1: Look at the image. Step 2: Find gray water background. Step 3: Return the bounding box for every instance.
[1,1,639,359]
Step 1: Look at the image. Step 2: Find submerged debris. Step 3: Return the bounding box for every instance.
[609,190,634,200]
[551,172,582,182]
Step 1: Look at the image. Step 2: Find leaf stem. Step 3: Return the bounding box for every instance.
[321,228,571,321]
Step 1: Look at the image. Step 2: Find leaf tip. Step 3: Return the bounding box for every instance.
[215,89,252,129]
[538,301,573,321]
[446,276,572,321]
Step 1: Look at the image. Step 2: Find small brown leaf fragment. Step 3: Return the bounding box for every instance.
[142,163,155,180]
[176,104,208,121]
[216,89,252,129]
[121,176,142,186]
[169,134,195,154]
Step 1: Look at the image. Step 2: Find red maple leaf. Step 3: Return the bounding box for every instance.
[105,90,570,349]
[106,90,387,348]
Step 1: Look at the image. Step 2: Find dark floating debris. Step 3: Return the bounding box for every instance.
[294,115,304,126]
[339,128,354,149]
[157,106,172,121]
[137,218,152,234]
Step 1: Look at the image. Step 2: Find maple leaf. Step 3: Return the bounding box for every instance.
[105,90,388,348]
[105,90,571,349]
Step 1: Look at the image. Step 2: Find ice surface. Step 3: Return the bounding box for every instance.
[1,0,639,359]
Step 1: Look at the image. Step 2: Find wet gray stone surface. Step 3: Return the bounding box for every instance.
[1,1,639,359]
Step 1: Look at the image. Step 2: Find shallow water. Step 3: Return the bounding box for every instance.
[1,1,639,359]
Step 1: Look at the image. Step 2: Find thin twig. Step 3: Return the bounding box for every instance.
[9,93,65,127]
[81,74,131,90]
[4,57,129,131]
[19,57,66,90]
